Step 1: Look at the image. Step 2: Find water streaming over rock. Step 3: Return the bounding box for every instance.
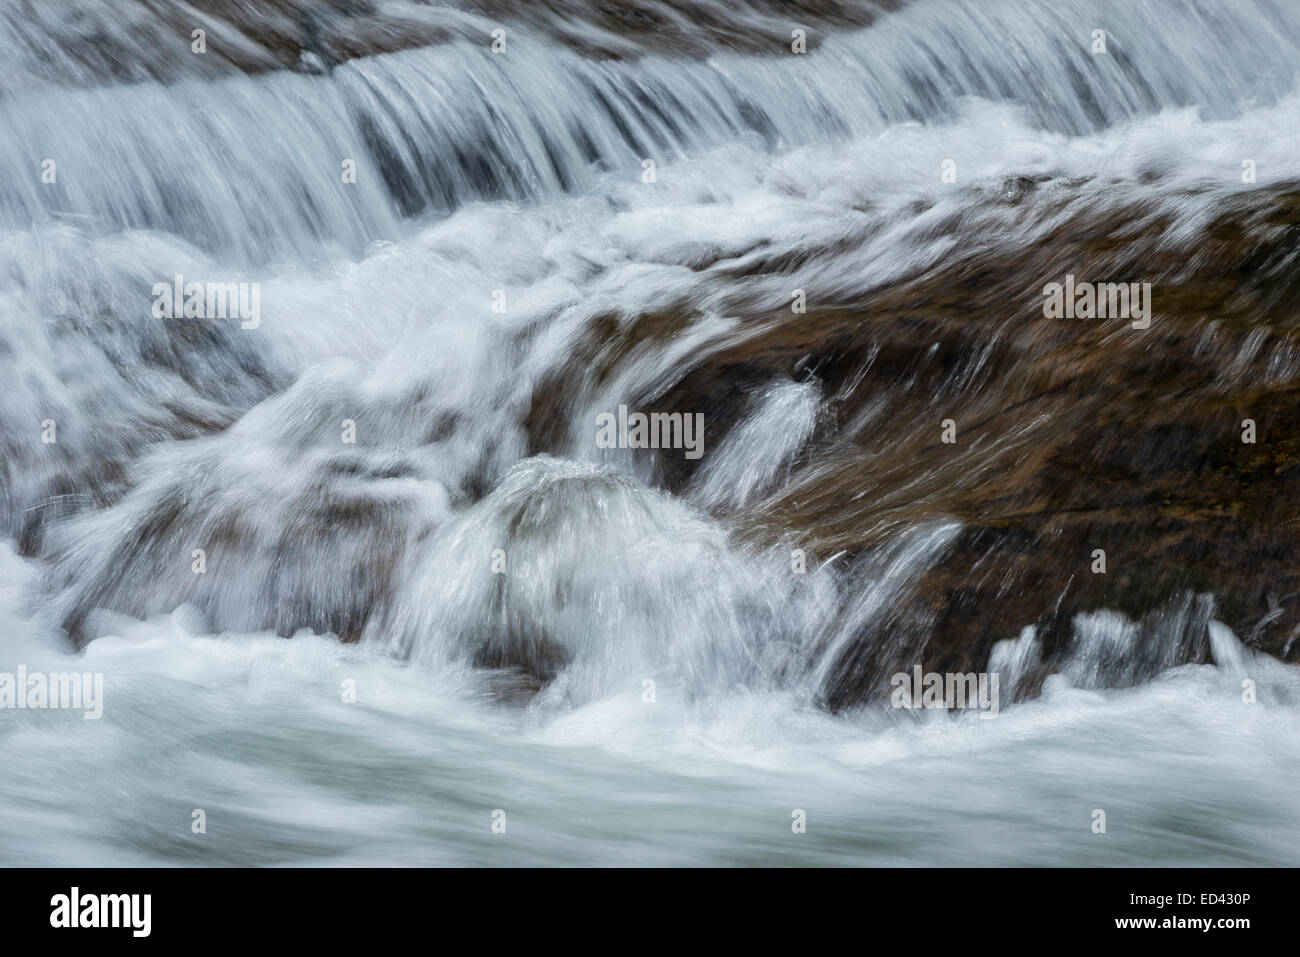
[2,0,1299,865]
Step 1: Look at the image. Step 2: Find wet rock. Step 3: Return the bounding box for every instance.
[374,455,830,705]
[0,228,280,551]
[3,0,895,94]
[569,182,1300,706]
[44,366,454,647]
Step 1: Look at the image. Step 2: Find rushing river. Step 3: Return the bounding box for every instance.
[2,0,1299,866]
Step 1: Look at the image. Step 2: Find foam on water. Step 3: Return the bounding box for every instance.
[4,538,1300,866]
[2,0,1299,865]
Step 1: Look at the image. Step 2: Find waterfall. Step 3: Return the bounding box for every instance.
[2,0,1299,867]
[2,0,1297,262]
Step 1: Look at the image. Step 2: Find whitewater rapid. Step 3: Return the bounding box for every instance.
[2,0,1300,865]
[4,538,1300,866]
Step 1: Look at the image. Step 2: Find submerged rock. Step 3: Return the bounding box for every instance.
[45,365,455,647]
[374,455,831,706]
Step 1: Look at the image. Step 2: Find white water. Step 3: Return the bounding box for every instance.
[4,538,1300,866]
[2,0,1300,865]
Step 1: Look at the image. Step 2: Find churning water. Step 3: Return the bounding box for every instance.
[2,0,1299,865]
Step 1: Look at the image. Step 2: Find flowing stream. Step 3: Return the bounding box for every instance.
[2,0,1299,865]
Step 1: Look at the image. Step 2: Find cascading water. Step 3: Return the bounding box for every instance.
[2,0,1299,866]
[5,0,1299,262]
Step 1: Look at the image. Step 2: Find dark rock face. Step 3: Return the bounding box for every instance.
[538,181,1300,706]
[3,0,897,93]
[1,1,449,92]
